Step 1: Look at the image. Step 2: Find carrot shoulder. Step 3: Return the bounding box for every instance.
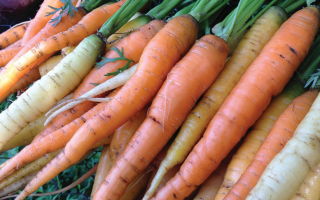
[153,7,320,200]
[224,90,318,200]
[15,15,198,200]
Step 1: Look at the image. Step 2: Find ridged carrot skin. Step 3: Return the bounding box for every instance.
[147,7,287,199]
[94,34,228,200]
[33,20,165,141]
[247,95,320,200]
[0,34,103,151]
[0,22,28,49]
[0,41,22,67]
[193,161,228,200]
[0,89,117,183]
[92,109,147,194]
[215,84,297,200]
[15,15,198,200]
[0,1,124,102]
[0,151,59,190]
[291,162,320,200]
[153,7,320,200]
[0,8,86,102]
[0,115,45,153]
[224,91,318,200]
[21,0,64,44]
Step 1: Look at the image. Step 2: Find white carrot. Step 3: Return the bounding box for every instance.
[44,64,137,125]
[247,92,320,200]
[0,35,103,150]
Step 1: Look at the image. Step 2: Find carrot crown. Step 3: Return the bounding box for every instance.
[98,0,150,39]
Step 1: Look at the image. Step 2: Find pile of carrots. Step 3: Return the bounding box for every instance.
[0,0,320,199]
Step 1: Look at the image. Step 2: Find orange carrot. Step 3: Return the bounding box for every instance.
[109,108,147,162]
[9,68,40,94]
[14,15,198,200]
[0,1,126,102]
[0,90,117,182]
[0,9,85,102]
[0,40,22,67]
[0,22,28,49]
[224,91,318,200]
[93,34,228,200]
[13,0,81,60]
[92,108,147,195]
[33,20,165,141]
[21,0,64,44]
[153,7,320,200]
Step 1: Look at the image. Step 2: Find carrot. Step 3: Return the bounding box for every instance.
[1,94,74,152]
[109,108,147,162]
[0,0,118,101]
[93,34,228,200]
[14,15,198,200]
[0,34,104,150]
[11,0,81,61]
[224,91,318,200]
[215,31,320,200]
[21,0,64,44]
[146,7,287,199]
[120,169,152,200]
[45,63,137,125]
[0,22,28,49]
[214,84,297,200]
[0,151,59,191]
[92,146,113,195]
[0,41,22,67]
[291,161,320,200]
[91,109,147,194]
[0,0,152,179]
[153,7,320,200]
[247,93,320,200]
[37,55,63,76]
[8,68,40,94]
[34,20,165,141]
[193,161,228,200]
[0,173,36,198]
[0,115,45,153]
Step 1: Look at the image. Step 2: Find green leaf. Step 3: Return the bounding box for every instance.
[96,47,133,69]
[305,68,320,88]
[46,0,78,26]
[105,61,131,76]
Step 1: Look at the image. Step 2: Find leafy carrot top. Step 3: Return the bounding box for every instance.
[46,0,78,26]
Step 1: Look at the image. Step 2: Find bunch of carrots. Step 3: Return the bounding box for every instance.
[0,0,320,199]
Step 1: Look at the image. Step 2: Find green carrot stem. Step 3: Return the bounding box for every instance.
[277,0,306,13]
[173,2,196,17]
[189,0,229,22]
[98,0,150,39]
[82,0,110,12]
[147,0,183,19]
